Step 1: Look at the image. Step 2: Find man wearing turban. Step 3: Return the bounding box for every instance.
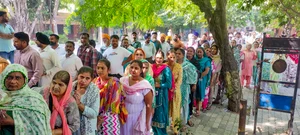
[35,32,61,86]
[186,31,199,50]
[100,33,111,54]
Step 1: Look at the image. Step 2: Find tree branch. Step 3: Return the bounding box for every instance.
[191,0,213,21]
[29,0,45,35]
[277,0,300,16]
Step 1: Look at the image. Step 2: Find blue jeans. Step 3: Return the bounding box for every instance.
[0,51,14,63]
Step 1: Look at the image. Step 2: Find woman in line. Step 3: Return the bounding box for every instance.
[175,49,197,129]
[141,59,156,110]
[231,40,241,69]
[43,71,80,135]
[124,49,151,76]
[241,44,256,89]
[152,51,173,135]
[0,64,51,135]
[120,60,153,135]
[186,47,200,122]
[72,66,100,135]
[252,41,261,88]
[208,45,222,109]
[166,50,182,134]
[205,47,212,58]
[93,59,127,135]
[195,47,211,115]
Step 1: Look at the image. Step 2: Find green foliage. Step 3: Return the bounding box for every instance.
[237,0,300,31]
[41,30,68,43]
[58,34,68,44]
[71,0,166,30]
[41,30,54,36]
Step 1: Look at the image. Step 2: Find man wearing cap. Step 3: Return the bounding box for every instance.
[14,32,43,87]
[142,33,156,63]
[131,32,141,49]
[160,33,171,61]
[0,11,15,63]
[151,31,162,51]
[35,32,61,86]
[49,34,65,59]
[100,33,111,54]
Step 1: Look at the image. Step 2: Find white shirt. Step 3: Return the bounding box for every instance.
[54,46,66,62]
[161,42,171,60]
[103,46,131,75]
[61,54,83,81]
[39,45,62,86]
[142,42,156,58]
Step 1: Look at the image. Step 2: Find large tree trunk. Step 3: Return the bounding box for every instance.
[192,0,242,112]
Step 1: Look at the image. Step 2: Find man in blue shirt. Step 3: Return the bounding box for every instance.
[0,11,15,63]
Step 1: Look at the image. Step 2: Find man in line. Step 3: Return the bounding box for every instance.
[103,35,132,78]
[100,33,111,54]
[186,32,199,50]
[14,32,43,87]
[142,33,156,63]
[89,39,103,62]
[61,41,83,81]
[49,34,65,58]
[0,11,15,63]
[160,33,171,61]
[35,32,61,86]
[132,32,141,49]
[121,38,135,53]
[151,31,162,51]
[171,34,185,49]
[77,33,98,77]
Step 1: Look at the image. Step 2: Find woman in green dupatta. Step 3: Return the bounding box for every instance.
[175,48,198,129]
[195,47,211,115]
[0,64,51,135]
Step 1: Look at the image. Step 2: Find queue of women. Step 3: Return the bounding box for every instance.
[0,41,225,135]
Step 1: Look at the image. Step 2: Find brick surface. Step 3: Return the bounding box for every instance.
[166,86,300,135]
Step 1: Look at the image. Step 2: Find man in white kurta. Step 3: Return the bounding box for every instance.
[35,32,61,86]
[61,41,83,81]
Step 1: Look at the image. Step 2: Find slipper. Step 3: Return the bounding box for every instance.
[187,120,194,127]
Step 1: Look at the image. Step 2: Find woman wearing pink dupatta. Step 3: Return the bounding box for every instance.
[151,51,173,135]
[43,70,80,135]
[120,60,153,135]
[241,44,257,88]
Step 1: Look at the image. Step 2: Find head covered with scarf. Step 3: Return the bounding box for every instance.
[0,64,51,134]
[44,70,74,134]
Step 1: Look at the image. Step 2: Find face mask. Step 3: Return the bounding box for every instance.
[50,41,56,46]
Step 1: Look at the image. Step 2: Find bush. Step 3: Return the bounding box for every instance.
[40,30,69,44]
[58,34,68,44]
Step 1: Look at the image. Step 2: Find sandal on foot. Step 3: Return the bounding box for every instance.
[187,120,194,127]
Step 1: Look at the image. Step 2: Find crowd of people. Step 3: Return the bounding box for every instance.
[0,10,299,135]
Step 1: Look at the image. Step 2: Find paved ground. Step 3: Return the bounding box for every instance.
[167,86,300,135]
